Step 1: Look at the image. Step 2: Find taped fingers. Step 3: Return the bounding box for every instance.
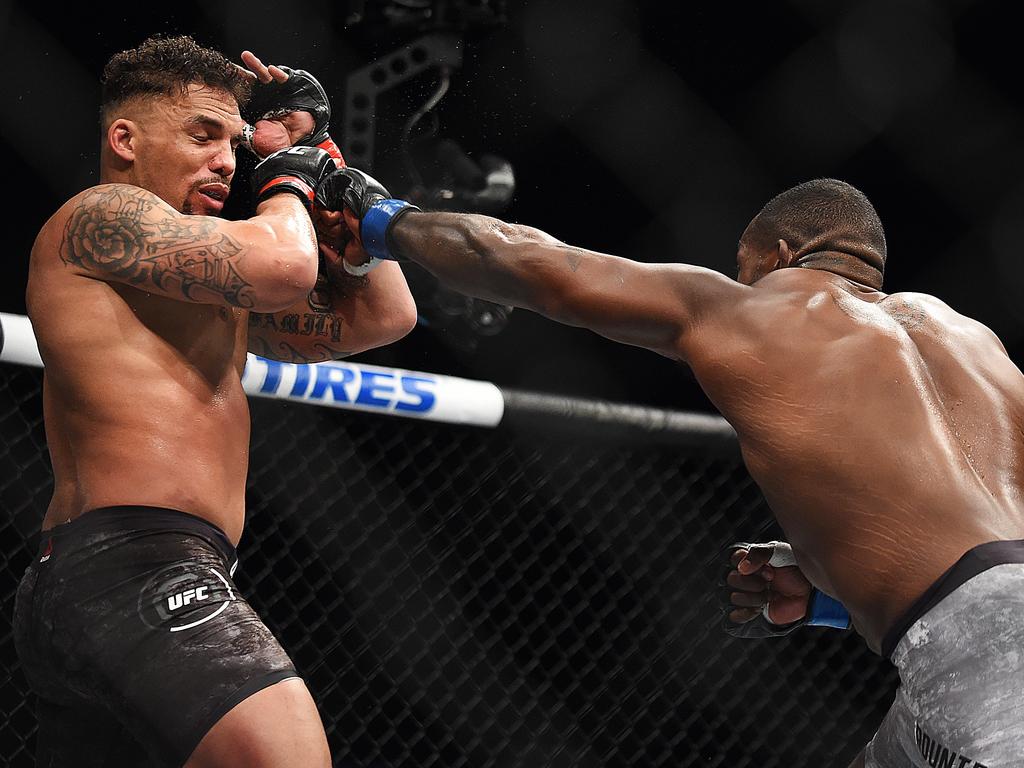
[727,569,773,593]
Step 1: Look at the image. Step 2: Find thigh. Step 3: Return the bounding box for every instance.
[185,678,330,768]
[889,564,1024,767]
[34,696,151,768]
[863,687,916,768]
[25,528,303,767]
[111,551,301,766]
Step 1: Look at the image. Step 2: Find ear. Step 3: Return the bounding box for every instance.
[107,119,137,164]
[775,239,796,269]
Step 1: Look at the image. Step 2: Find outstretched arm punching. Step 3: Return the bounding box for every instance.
[322,167,746,362]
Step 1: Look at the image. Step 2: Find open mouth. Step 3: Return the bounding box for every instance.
[197,183,230,210]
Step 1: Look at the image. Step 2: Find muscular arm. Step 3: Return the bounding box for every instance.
[390,211,745,360]
[57,183,318,312]
[247,252,416,363]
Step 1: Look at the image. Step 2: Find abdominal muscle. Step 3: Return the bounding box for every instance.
[42,375,251,546]
[37,296,253,546]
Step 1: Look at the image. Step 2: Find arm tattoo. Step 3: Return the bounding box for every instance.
[566,248,585,273]
[60,185,255,307]
[249,309,349,363]
[247,326,350,363]
[246,250,372,363]
[250,310,344,342]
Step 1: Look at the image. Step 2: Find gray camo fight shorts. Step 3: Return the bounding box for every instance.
[865,563,1024,768]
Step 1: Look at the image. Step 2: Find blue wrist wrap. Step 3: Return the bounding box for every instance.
[807,590,851,629]
[361,199,418,261]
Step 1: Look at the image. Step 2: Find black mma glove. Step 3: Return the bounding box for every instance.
[252,146,336,211]
[315,168,420,263]
[246,65,345,166]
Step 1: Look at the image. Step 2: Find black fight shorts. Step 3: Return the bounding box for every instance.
[13,506,299,768]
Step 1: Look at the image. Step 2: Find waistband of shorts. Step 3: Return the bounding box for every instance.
[881,537,1024,659]
[37,505,236,564]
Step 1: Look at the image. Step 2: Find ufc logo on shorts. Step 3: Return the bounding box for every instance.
[167,586,209,611]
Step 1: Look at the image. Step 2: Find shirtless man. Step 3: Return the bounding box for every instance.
[319,170,1024,766]
[13,37,416,767]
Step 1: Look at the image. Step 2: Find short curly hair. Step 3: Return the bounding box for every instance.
[744,178,887,278]
[100,35,251,124]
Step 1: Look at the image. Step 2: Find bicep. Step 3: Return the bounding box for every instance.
[58,184,261,309]
[526,242,747,360]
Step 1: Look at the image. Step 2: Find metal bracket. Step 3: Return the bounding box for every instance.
[343,33,463,170]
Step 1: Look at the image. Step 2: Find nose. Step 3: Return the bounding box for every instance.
[209,140,236,179]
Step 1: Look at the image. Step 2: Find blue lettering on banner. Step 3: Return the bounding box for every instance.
[311,363,355,402]
[291,363,311,397]
[396,375,436,413]
[253,357,441,415]
[355,371,394,407]
[259,359,283,394]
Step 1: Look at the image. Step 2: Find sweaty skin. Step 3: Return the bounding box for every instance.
[27,85,306,546]
[27,83,415,546]
[384,211,1024,654]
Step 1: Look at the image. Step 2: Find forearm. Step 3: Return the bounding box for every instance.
[337,168,732,359]
[242,195,318,267]
[337,261,417,353]
[389,211,567,315]
[248,307,345,363]
[224,195,320,311]
[248,257,416,363]
[253,194,319,251]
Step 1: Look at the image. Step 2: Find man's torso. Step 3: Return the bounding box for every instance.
[28,193,252,544]
[691,268,1024,651]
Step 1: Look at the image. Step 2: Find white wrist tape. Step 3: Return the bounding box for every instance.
[765,541,797,568]
[758,541,796,624]
[342,256,383,276]
[744,540,797,568]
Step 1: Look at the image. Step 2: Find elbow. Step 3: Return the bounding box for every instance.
[248,244,319,312]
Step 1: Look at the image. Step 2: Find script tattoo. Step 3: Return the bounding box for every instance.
[249,309,349,363]
[247,331,349,364]
[250,310,343,341]
[247,249,368,363]
[60,185,254,307]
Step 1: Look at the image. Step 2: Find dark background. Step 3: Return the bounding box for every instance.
[0,5,1008,764]
[2,0,1023,413]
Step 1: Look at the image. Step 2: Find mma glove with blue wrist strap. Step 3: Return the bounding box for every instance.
[721,540,851,638]
[315,167,420,267]
[807,590,851,629]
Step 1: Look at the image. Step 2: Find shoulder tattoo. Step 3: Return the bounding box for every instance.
[60,185,255,307]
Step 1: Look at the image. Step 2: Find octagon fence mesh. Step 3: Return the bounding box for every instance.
[0,362,897,767]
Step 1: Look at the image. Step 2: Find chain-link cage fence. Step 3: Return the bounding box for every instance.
[0,362,898,767]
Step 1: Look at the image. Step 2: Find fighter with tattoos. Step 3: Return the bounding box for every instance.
[13,36,415,768]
